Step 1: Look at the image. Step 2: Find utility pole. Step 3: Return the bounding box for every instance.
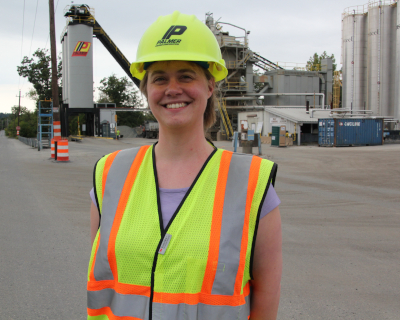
[49,0,60,122]
[16,90,21,127]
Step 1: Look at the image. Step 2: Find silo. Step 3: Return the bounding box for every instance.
[342,10,368,110]
[396,3,400,125]
[367,3,396,117]
[67,24,93,109]
[61,34,69,104]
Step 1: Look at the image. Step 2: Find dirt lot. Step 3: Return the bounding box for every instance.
[1,131,399,319]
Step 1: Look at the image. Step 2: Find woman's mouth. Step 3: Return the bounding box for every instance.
[164,102,189,109]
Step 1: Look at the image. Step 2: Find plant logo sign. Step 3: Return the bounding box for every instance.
[72,41,91,57]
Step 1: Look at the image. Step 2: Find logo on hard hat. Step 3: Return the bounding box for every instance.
[156,25,187,47]
[72,41,91,57]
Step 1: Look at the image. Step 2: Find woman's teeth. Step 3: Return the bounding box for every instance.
[166,103,186,109]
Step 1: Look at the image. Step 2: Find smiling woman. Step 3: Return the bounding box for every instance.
[87,11,281,320]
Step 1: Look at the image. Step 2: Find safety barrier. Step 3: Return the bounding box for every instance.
[53,121,61,140]
[55,139,69,161]
[51,139,55,158]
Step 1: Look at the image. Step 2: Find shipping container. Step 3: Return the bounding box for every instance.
[318,118,383,147]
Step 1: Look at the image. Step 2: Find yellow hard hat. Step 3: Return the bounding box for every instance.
[130,11,228,82]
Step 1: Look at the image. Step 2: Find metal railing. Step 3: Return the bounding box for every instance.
[276,62,321,71]
[18,136,50,150]
[224,82,248,90]
[343,0,397,17]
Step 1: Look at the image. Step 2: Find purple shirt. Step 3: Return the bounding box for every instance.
[90,185,280,227]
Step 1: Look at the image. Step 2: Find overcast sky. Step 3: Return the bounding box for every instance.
[0,0,362,113]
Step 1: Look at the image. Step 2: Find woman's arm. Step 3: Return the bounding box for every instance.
[90,202,100,246]
[250,206,282,320]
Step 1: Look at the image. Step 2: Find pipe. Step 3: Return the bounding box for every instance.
[217,21,248,46]
[243,92,325,107]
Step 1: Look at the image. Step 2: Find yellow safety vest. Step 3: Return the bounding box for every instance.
[87,145,277,320]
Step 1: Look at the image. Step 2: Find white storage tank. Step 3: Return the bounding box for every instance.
[396,2,400,127]
[342,10,368,111]
[61,33,69,104]
[67,24,94,109]
[367,2,396,117]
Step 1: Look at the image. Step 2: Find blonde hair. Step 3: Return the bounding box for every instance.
[139,62,217,130]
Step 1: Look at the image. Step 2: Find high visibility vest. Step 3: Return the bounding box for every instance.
[87,145,277,320]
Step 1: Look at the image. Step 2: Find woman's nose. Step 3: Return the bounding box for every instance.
[165,78,183,96]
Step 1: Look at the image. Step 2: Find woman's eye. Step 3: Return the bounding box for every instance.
[153,77,166,83]
[181,74,194,81]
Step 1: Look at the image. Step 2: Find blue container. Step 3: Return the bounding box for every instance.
[318,118,383,147]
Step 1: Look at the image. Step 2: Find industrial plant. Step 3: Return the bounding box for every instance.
[57,3,399,147]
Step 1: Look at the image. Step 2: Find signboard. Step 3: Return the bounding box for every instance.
[72,41,91,57]
[16,126,20,130]
[270,117,287,124]
[53,107,59,113]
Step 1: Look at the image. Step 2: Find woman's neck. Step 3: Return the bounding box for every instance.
[155,126,214,161]
[154,127,215,189]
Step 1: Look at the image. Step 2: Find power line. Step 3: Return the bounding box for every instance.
[19,0,26,89]
[28,0,40,57]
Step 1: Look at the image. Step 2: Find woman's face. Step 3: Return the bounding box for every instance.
[146,61,214,132]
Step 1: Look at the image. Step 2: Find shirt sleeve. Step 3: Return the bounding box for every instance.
[90,187,97,209]
[259,184,280,219]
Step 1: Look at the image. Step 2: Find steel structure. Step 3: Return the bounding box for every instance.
[205,13,333,137]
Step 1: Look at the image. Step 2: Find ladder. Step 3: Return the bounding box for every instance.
[37,100,53,151]
[333,71,342,109]
[217,99,234,138]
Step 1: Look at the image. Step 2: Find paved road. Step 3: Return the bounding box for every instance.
[0,130,399,319]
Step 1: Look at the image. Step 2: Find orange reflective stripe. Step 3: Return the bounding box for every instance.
[89,233,101,282]
[201,150,232,294]
[87,280,151,297]
[88,306,143,320]
[108,146,149,282]
[234,156,261,295]
[102,151,121,198]
[153,282,250,306]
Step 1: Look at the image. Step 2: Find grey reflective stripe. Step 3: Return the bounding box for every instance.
[152,295,250,320]
[211,153,253,296]
[93,147,142,281]
[88,289,150,318]
[88,289,249,320]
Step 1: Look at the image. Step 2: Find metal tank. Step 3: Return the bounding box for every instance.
[396,2,400,126]
[61,33,69,104]
[67,24,93,109]
[367,2,396,117]
[342,11,368,111]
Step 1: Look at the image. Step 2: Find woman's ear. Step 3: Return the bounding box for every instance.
[207,78,215,99]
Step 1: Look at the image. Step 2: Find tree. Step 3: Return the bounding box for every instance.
[306,51,337,72]
[5,106,37,138]
[98,74,148,127]
[17,48,62,106]
[98,74,142,108]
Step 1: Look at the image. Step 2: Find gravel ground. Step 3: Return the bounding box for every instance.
[0,130,399,319]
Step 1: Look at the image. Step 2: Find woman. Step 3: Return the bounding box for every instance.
[88,11,282,320]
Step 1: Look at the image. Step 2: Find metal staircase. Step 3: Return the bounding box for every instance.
[253,53,284,71]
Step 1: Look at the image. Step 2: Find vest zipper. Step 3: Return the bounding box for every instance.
[149,144,218,320]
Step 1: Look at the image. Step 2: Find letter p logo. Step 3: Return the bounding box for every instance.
[162,25,187,39]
